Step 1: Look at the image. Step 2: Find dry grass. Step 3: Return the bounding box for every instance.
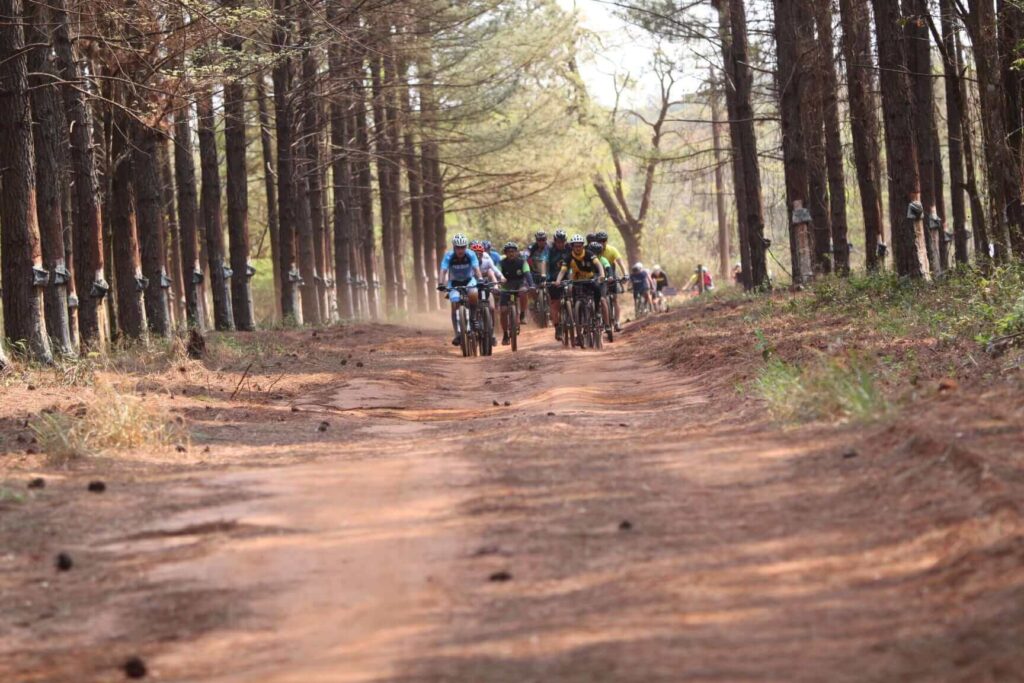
[30,380,188,464]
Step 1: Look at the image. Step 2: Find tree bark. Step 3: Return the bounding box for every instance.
[417,45,442,307]
[353,58,381,319]
[838,0,886,271]
[132,122,172,336]
[25,0,73,355]
[815,0,849,274]
[110,113,147,340]
[197,88,234,330]
[0,0,52,362]
[870,0,927,277]
[173,104,204,329]
[964,0,1016,259]
[998,0,1024,255]
[52,0,107,348]
[157,135,185,327]
[709,79,731,282]
[771,0,815,283]
[255,78,282,321]
[723,0,768,288]
[384,38,408,311]
[272,0,302,324]
[904,0,944,274]
[224,57,255,330]
[799,0,832,276]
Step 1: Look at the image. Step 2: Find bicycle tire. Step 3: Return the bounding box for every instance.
[510,300,519,352]
[458,307,470,357]
[480,306,493,356]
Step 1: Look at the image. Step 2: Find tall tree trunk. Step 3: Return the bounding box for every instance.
[384,40,408,311]
[255,78,282,321]
[53,0,107,348]
[224,58,255,329]
[197,88,234,330]
[955,27,989,262]
[715,0,751,287]
[709,78,731,282]
[370,48,398,313]
[132,123,172,336]
[838,0,886,271]
[403,69,427,312]
[934,0,969,265]
[272,0,302,324]
[870,0,927,277]
[158,136,185,326]
[771,0,815,283]
[964,0,1016,260]
[326,8,354,319]
[799,0,832,276]
[174,104,204,329]
[905,0,943,274]
[998,0,1024,255]
[110,113,147,339]
[294,10,321,326]
[815,0,850,274]
[25,0,72,355]
[417,45,441,307]
[0,0,52,362]
[723,0,768,288]
[353,61,381,319]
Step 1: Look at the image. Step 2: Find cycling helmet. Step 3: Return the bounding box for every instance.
[504,241,518,252]
[632,262,643,272]
[482,240,493,251]
[569,233,585,246]
[651,264,662,273]
[534,230,547,240]
[554,229,568,240]
[470,240,485,254]
[588,241,604,253]
[586,233,597,243]
[452,233,469,247]
[596,231,608,241]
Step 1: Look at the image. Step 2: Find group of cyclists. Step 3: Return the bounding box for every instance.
[438,229,672,350]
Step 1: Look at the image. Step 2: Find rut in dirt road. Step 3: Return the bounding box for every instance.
[7,322,1023,683]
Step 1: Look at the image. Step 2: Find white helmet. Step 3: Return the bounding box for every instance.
[568,233,585,246]
[651,264,662,273]
[452,233,469,247]
[632,262,643,272]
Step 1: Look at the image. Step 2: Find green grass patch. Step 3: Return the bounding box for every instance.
[753,354,888,423]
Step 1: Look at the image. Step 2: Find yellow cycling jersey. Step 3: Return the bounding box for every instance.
[601,244,623,265]
[562,251,603,281]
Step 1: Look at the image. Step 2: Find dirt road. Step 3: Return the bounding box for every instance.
[2,317,1023,682]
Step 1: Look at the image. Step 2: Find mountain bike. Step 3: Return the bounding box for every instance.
[573,281,604,350]
[633,286,651,319]
[553,281,576,349]
[605,276,627,342]
[477,282,496,356]
[500,285,532,352]
[439,284,488,357]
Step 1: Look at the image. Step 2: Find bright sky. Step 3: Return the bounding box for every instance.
[556,0,705,108]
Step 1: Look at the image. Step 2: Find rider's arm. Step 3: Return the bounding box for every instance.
[523,262,535,288]
[555,264,567,284]
[593,257,606,280]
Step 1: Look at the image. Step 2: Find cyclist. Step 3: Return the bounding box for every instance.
[482,240,502,268]
[589,241,617,341]
[525,231,550,320]
[684,266,715,294]
[498,241,534,344]
[629,262,656,313]
[554,234,610,340]
[471,240,501,346]
[439,233,484,345]
[651,265,670,311]
[546,229,572,340]
[595,231,628,330]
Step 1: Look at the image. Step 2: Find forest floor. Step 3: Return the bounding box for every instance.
[1,280,1023,682]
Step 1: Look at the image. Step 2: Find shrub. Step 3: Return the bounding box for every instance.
[753,354,887,423]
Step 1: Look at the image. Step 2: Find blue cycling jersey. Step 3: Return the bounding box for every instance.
[441,250,479,285]
[631,270,651,293]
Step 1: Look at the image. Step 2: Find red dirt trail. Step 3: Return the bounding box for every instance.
[1,319,1023,682]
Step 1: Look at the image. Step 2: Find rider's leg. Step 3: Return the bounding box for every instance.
[449,300,461,345]
[599,291,611,329]
[549,285,560,325]
[518,290,528,322]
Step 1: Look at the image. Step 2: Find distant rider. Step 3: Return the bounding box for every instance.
[651,265,670,311]
[555,234,610,340]
[629,262,656,312]
[546,229,572,341]
[596,231,628,331]
[471,240,500,347]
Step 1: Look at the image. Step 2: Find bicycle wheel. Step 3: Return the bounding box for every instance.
[480,306,493,356]
[574,299,589,349]
[458,306,471,357]
[538,288,550,327]
[510,300,519,352]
